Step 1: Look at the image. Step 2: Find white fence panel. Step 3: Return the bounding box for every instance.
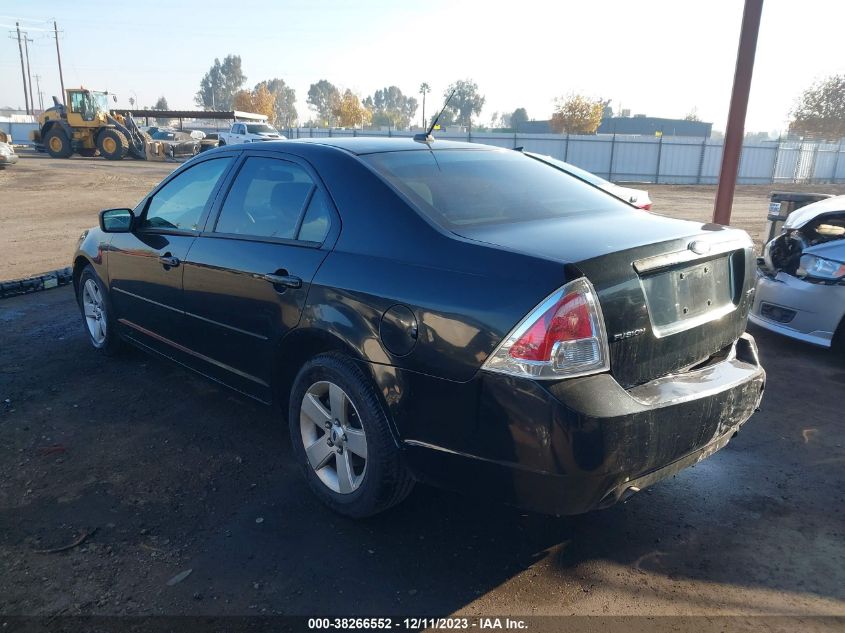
[218,127,845,184]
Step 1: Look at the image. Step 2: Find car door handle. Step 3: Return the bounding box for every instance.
[263,273,302,289]
[158,255,180,268]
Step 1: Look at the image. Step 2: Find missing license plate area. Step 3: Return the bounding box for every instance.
[641,256,735,337]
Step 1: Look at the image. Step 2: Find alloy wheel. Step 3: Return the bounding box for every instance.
[299,381,368,494]
[82,279,107,345]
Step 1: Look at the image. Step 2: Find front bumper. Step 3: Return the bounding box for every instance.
[402,334,765,515]
[749,269,845,347]
[0,153,19,165]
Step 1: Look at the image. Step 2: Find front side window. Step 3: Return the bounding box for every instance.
[215,157,315,239]
[142,157,233,231]
[362,149,632,230]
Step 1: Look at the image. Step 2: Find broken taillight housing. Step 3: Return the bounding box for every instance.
[482,277,610,379]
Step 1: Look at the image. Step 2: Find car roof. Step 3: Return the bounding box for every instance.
[262,136,498,155]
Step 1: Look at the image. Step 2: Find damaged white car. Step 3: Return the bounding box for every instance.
[750,195,845,352]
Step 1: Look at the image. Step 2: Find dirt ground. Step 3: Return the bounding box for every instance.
[1,286,844,628]
[1,149,844,630]
[2,150,844,280]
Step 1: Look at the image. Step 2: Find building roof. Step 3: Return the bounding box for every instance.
[598,116,712,137]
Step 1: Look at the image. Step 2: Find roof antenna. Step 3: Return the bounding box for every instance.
[414,89,456,143]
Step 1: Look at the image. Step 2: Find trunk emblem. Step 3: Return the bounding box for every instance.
[612,327,646,342]
[689,240,711,255]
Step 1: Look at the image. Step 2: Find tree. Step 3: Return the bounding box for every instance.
[511,107,528,132]
[419,82,431,128]
[255,78,298,128]
[195,55,246,110]
[549,94,604,134]
[789,74,845,141]
[684,107,700,122]
[233,84,276,120]
[429,107,455,129]
[307,80,341,126]
[442,79,485,127]
[332,90,371,128]
[153,96,170,126]
[744,130,771,143]
[363,86,418,129]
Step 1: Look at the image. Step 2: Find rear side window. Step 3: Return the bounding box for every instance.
[215,156,316,240]
[362,149,631,229]
[142,157,233,231]
[297,190,332,243]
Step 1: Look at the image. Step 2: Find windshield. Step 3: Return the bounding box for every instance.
[525,152,609,187]
[92,92,110,114]
[362,149,631,229]
[246,124,277,134]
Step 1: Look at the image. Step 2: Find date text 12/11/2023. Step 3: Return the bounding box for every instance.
[307,617,529,630]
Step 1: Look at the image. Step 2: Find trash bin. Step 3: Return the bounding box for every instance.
[763,192,833,251]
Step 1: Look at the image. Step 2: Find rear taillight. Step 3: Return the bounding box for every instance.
[482,277,610,380]
[640,203,652,211]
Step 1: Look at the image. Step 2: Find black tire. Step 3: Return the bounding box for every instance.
[218,139,226,146]
[288,353,414,518]
[44,128,73,158]
[833,317,845,358]
[97,128,128,160]
[77,265,123,356]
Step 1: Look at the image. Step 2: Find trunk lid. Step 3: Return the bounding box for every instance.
[455,209,755,388]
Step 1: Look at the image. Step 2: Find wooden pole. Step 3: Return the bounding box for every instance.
[16,23,30,114]
[713,0,765,225]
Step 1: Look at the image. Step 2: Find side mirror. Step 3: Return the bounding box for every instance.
[99,208,135,233]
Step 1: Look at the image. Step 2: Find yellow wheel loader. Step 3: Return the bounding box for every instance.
[31,88,151,160]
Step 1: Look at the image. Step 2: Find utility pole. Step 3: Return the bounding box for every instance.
[713,0,764,225]
[23,34,36,114]
[53,21,66,101]
[15,23,30,114]
[35,74,44,111]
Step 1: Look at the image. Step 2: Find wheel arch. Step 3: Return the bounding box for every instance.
[42,119,74,140]
[274,327,403,448]
[72,255,93,295]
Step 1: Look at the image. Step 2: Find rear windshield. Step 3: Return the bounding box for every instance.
[361,149,629,229]
[247,124,277,134]
[525,152,608,187]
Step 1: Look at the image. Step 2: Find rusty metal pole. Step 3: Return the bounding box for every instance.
[713,0,764,225]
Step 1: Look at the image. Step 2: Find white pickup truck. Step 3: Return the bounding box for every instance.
[217,122,285,146]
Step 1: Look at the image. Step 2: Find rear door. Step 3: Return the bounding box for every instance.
[108,154,236,347]
[180,151,338,401]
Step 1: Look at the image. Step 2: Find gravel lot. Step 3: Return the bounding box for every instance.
[2,150,844,280]
[1,150,844,629]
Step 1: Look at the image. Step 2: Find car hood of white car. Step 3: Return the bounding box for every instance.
[784,195,845,229]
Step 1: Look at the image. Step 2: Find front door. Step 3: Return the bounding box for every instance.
[181,153,337,401]
[108,155,235,347]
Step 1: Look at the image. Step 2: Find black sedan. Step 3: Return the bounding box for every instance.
[72,138,765,517]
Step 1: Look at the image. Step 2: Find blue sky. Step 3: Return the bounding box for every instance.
[2,0,843,132]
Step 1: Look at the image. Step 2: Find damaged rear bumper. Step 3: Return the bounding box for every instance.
[403,334,765,515]
[749,269,845,348]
